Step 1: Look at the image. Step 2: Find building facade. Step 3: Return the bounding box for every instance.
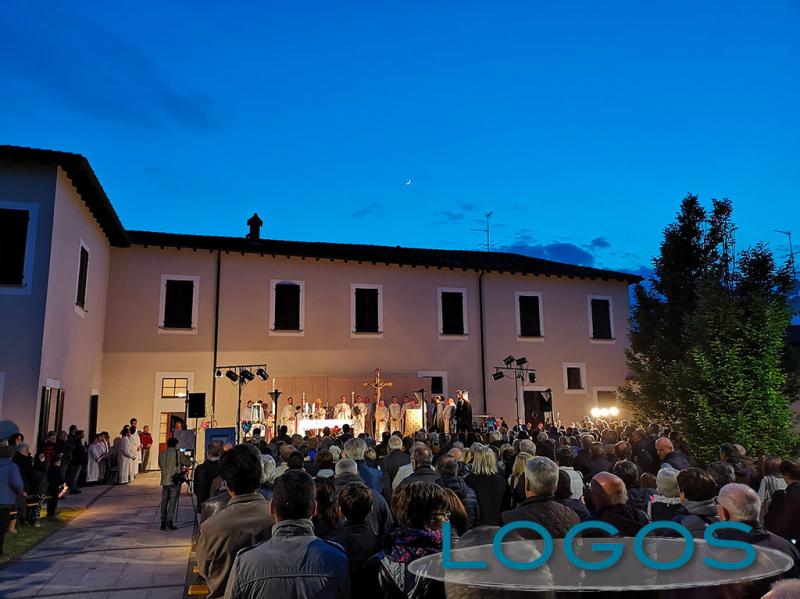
[0,146,640,452]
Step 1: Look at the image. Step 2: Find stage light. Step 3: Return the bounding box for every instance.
[503,355,515,367]
[515,357,528,367]
[255,368,268,381]
[599,407,610,417]
[225,370,239,383]
[590,407,601,418]
[240,369,255,382]
[609,406,620,417]
[492,371,505,381]
[214,369,223,379]
[528,372,537,384]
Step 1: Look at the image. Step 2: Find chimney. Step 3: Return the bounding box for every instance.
[246,212,263,240]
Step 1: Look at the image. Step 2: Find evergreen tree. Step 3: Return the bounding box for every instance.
[622,196,797,463]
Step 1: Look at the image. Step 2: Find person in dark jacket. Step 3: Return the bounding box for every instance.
[13,443,47,526]
[465,445,509,526]
[46,455,66,520]
[765,459,800,544]
[331,481,382,596]
[630,428,657,474]
[382,436,410,487]
[435,457,479,529]
[590,472,649,537]
[66,430,87,494]
[225,469,350,599]
[453,390,473,433]
[312,477,341,539]
[193,443,222,511]
[335,458,393,538]
[397,445,438,489]
[672,467,719,537]
[613,459,652,513]
[555,468,591,521]
[0,446,24,556]
[655,437,690,471]
[500,457,580,539]
[580,442,612,481]
[343,438,384,496]
[54,431,72,484]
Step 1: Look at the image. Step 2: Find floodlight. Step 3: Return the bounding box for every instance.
[599,407,610,417]
[255,368,269,381]
[590,407,601,418]
[503,355,515,367]
[515,357,528,367]
[492,371,505,381]
[225,370,239,383]
[240,369,255,382]
[609,406,620,417]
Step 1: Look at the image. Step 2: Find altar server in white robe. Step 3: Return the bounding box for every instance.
[117,427,137,485]
[352,397,369,436]
[280,397,297,435]
[129,418,142,475]
[334,396,352,420]
[374,399,390,438]
[389,396,403,433]
[86,434,106,484]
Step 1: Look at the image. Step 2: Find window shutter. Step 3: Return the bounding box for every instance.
[441,292,464,335]
[163,280,194,328]
[355,288,379,332]
[566,367,583,390]
[591,299,612,339]
[274,283,301,330]
[76,247,89,308]
[0,208,29,285]
[518,295,541,337]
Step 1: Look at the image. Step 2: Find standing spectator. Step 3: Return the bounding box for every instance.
[757,456,787,521]
[315,450,335,479]
[335,459,393,538]
[225,469,350,599]
[397,445,437,489]
[13,443,46,527]
[465,445,508,526]
[507,452,534,507]
[343,438,384,496]
[197,444,273,598]
[556,447,584,500]
[331,482,382,595]
[719,443,757,488]
[46,453,65,521]
[613,460,652,513]
[157,437,191,531]
[66,430,86,494]
[380,481,447,598]
[765,460,800,544]
[0,445,24,555]
[672,467,719,537]
[706,460,736,493]
[555,469,591,521]
[630,428,656,474]
[382,436,411,486]
[312,478,341,539]
[194,443,222,511]
[655,437,689,471]
[55,431,73,485]
[434,457,479,530]
[500,456,579,539]
[139,425,153,472]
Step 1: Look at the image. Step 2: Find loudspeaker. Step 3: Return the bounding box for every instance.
[187,392,206,418]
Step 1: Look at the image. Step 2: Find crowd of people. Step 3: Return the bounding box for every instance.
[151,417,800,599]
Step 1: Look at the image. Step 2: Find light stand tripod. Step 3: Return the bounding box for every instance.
[491,355,537,428]
[216,364,268,442]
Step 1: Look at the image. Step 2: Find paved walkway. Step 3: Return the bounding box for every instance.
[0,472,195,599]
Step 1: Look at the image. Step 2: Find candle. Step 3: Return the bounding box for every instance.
[351,391,355,403]
[272,378,276,392]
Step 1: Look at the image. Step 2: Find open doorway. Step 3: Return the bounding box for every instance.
[158,411,186,454]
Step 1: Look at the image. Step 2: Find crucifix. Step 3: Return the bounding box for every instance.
[363,368,394,403]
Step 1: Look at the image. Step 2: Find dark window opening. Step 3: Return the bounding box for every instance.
[273,283,301,330]
[518,295,541,337]
[597,390,616,407]
[591,298,613,339]
[354,288,379,333]
[566,367,583,390]
[163,279,194,329]
[431,376,444,395]
[76,246,89,308]
[441,292,465,335]
[0,208,29,286]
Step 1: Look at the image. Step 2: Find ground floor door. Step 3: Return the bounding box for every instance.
[37,387,64,445]
[158,411,186,454]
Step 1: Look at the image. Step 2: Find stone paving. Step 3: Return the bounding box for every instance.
[0,472,195,598]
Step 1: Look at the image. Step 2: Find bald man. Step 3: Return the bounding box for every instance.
[590,472,649,537]
[654,437,689,471]
[714,483,799,577]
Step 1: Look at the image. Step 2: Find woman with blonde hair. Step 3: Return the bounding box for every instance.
[508,451,534,507]
[464,444,508,525]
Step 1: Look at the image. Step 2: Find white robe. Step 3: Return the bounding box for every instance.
[280,404,297,435]
[117,436,136,484]
[375,406,390,437]
[352,402,368,435]
[86,442,105,483]
[334,402,352,420]
[130,430,142,473]
[389,404,402,433]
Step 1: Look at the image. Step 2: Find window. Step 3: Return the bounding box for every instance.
[351,284,382,335]
[588,295,614,341]
[596,389,617,407]
[75,244,89,309]
[161,377,188,398]
[515,291,543,339]
[431,376,444,395]
[270,280,304,334]
[438,287,468,337]
[159,275,199,334]
[0,208,30,286]
[563,363,586,394]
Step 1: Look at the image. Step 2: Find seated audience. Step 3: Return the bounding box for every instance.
[765,459,800,544]
[555,469,591,521]
[194,442,222,511]
[649,467,682,520]
[335,458,393,538]
[672,467,718,537]
[435,456,479,530]
[613,460,652,513]
[315,449,335,479]
[655,437,689,471]
[344,437,384,496]
[556,447,584,500]
[331,481,382,595]
[591,472,649,536]
[312,477,341,539]
[465,445,509,526]
[397,445,437,489]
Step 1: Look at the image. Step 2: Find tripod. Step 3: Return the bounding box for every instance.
[175,476,198,528]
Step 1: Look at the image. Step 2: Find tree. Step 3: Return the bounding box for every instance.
[621,195,797,464]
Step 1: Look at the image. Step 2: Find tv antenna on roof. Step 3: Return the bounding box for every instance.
[471,211,493,252]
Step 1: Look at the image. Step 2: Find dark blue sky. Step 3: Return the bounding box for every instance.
[1,2,798,276]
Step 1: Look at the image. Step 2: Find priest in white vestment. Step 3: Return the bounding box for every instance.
[333,396,352,420]
[117,428,137,484]
[389,396,402,433]
[352,397,369,436]
[374,399,389,438]
[280,397,298,435]
[86,435,107,484]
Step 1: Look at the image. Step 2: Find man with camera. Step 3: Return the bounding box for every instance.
[158,437,191,531]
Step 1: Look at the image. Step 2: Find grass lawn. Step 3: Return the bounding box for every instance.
[1,508,84,564]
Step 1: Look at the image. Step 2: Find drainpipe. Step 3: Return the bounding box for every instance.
[211,250,221,422]
[478,270,488,414]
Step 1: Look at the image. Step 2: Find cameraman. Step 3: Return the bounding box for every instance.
[158,437,191,531]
